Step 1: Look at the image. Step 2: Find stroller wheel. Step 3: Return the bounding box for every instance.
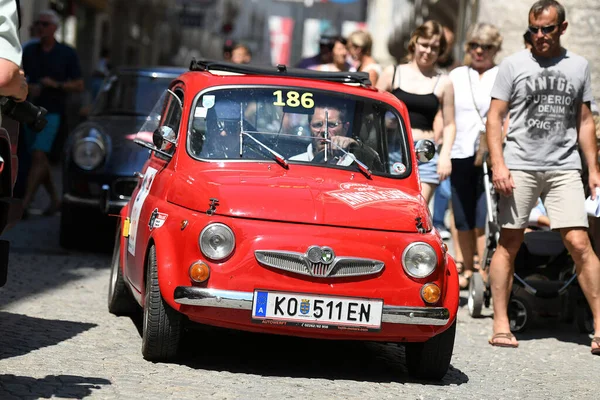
[508,296,531,333]
[576,301,594,334]
[468,272,485,318]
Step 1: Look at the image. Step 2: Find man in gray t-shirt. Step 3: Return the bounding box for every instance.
[486,0,600,353]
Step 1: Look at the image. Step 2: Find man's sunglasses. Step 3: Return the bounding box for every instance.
[528,24,558,35]
[34,21,51,27]
[467,42,495,51]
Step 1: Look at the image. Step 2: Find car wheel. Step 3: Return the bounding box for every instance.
[405,320,456,381]
[107,226,138,316]
[141,245,182,361]
[59,203,84,249]
[468,272,485,318]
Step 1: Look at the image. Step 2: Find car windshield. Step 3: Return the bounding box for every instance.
[91,73,175,117]
[188,87,411,177]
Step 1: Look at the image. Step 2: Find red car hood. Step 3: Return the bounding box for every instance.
[167,166,429,232]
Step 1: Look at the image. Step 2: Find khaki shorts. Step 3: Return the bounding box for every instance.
[498,170,588,230]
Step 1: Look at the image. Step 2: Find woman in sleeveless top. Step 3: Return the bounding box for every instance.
[376,20,456,204]
[347,30,382,86]
[449,23,503,289]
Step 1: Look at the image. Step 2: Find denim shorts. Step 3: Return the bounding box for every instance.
[450,156,487,230]
[418,152,440,185]
[25,112,61,153]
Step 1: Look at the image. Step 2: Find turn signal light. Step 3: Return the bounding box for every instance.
[189,261,210,283]
[421,283,441,304]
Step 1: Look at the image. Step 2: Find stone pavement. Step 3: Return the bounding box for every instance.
[0,178,599,399]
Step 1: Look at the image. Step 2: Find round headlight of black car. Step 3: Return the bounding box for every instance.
[402,242,438,278]
[72,128,106,170]
[199,223,235,261]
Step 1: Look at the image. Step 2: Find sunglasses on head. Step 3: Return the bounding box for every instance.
[528,24,558,35]
[468,42,495,51]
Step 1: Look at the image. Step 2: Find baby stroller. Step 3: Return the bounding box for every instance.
[467,156,594,334]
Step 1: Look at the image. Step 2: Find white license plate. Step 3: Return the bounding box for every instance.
[251,290,383,331]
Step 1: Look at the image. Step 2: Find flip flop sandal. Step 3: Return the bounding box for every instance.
[591,337,600,355]
[488,332,519,348]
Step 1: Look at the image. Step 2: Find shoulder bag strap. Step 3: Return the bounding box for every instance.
[468,67,486,126]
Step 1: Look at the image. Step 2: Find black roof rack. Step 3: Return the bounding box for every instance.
[189,58,372,86]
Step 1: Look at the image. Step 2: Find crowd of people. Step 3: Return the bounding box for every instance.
[285,0,600,354]
[2,0,599,355]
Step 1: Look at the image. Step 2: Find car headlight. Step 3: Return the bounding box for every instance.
[199,223,235,261]
[72,128,106,170]
[402,242,438,278]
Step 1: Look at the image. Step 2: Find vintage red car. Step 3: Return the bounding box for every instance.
[108,60,459,380]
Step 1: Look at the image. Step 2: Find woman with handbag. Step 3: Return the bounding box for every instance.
[449,23,503,289]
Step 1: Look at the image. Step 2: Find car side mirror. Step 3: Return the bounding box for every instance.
[153,125,176,152]
[415,139,435,162]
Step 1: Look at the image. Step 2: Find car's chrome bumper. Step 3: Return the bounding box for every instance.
[173,287,450,326]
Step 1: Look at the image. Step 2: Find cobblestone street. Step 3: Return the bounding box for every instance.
[1,200,599,399]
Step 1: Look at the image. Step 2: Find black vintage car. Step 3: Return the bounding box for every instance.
[60,66,186,248]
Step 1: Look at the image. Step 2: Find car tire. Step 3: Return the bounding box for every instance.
[108,226,138,316]
[405,320,456,381]
[468,272,485,318]
[141,245,182,361]
[59,203,84,249]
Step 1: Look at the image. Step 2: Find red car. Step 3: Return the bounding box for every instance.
[108,60,459,380]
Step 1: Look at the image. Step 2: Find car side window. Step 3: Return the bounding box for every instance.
[154,89,183,157]
[384,110,408,175]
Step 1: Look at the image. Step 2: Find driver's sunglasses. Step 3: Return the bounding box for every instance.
[34,20,51,27]
[310,121,343,130]
[216,119,240,132]
[467,42,495,51]
[528,24,558,35]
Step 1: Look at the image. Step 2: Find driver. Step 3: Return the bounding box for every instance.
[290,102,358,165]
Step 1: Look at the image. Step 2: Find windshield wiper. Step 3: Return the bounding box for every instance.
[241,131,289,169]
[322,138,372,179]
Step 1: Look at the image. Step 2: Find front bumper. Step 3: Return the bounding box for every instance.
[173,287,450,326]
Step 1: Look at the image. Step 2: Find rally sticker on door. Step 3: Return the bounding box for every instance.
[128,167,158,255]
[148,208,168,230]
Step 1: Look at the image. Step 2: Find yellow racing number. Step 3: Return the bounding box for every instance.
[273,90,314,109]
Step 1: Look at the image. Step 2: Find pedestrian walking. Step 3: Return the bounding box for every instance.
[486,0,600,352]
[450,22,503,289]
[376,20,456,204]
[312,36,350,72]
[21,9,83,217]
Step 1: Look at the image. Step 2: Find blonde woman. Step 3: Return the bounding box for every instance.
[449,23,503,289]
[376,20,456,204]
[347,30,381,86]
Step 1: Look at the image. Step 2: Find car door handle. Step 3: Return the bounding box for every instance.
[134,171,144,179]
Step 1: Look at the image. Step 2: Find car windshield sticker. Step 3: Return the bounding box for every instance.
[392,162,406,174]
[272,90,314,109]
[148,208,168,230]
[128,166,158,255]
[326,183,411,209]
[194,107,208,119]
[202,95,215,109]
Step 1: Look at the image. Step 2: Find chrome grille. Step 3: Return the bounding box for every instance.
[255,250,384,278]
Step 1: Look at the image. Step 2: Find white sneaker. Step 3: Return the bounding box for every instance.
[436,227,451,240]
